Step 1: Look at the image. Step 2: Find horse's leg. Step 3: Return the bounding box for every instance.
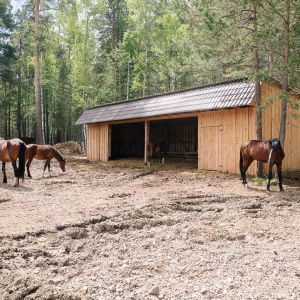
[42,161,47,177]
[243,160,254,187]
[2,162,7,183]
[239,150,246,185]
[162,151,165,164]
[266,163,274,192]
[26,158,33,178]
[240,152,253,187]
[147,148,152,167]
[146,151,150,166]
[43,160,51,177]
[48,161,51,176]
[277,163,284,192]
[11,160,19,187]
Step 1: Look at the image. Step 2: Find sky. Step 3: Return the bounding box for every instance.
[10,0,24,13]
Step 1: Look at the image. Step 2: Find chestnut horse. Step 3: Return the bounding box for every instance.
[26,144,66,178]
[0,137,26,186]
[146,138,167,166]
[240,138,285,191]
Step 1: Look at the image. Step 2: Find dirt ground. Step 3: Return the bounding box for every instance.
[1,145,300,300]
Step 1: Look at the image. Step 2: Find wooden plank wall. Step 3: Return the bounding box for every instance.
[198,107,256,175]
[261,81,300,172]
[87,123,110,161]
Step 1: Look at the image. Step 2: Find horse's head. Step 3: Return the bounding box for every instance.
[59,159,67,172]
[269,138,281,151]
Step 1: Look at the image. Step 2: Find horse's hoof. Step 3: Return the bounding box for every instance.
[280,189,284,192]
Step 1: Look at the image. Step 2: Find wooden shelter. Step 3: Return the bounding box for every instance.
[75,78,300,176]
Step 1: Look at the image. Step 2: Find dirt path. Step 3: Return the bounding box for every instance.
[1,155,300,299]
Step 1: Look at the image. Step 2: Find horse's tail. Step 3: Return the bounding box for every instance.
[239,146,244,178]
[18,141,26,178]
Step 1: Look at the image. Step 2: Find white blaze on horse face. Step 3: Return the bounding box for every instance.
[268,148,273,164]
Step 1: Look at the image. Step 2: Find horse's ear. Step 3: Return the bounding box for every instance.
[269,139,273,147]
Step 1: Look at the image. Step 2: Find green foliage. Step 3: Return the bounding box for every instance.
[1,0,300,143]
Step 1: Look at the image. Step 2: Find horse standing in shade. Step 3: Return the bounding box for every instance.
[25,144,66,178]
[240,138,285,191]
[0,137,26,186]
[146,138,167,166]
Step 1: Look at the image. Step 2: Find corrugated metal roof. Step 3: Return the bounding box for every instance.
[75,78,255,125]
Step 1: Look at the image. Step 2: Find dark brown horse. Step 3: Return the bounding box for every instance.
[25,144,66,178]
[240,138,285,191]
[146,138,167,166]
[0,137,26,186]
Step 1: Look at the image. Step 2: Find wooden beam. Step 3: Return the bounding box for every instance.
[144,121,150,164]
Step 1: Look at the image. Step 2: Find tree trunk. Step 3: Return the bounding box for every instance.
[252,2,264,177]
[279,0,290,147]
[17,39,22,138]
[34,0,44,144]
[4,84,7,138]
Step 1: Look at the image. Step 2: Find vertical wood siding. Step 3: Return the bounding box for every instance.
[261,81,300,172]
[87,123,109,161]
[198,107,256,175]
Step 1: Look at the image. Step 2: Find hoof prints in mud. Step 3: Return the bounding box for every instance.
[183,194,230,204]
[171,195,228,213]
[173,203,203,212]
[56,216,109,231]
[94,211,178,234]
[0,199,10,203]
[16,285,40,299]
[242,202,263,214]
[131,169,155,179]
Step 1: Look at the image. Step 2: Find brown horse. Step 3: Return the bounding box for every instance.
[146,138,167,166]
[0,137,26,186]
[25,144,66,178]
[240,138,285,191]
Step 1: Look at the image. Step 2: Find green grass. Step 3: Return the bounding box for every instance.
[252,176,278,186]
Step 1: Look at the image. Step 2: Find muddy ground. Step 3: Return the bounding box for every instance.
[1,149,300,300]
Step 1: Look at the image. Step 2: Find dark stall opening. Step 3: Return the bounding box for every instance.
[110,117,198,161]
[149,118,198,158]
[111,122,145,159]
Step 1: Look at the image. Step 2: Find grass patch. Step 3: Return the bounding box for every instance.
[252,176,278,186]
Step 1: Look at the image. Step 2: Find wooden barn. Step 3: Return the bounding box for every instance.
[75,78,300,176]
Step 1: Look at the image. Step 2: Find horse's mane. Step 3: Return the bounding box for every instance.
[52,146,66,162]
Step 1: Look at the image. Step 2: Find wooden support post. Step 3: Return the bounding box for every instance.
[144,121,150,164]
[108,124,111,160]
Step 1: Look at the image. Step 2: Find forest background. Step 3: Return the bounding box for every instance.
[0,0,300,146]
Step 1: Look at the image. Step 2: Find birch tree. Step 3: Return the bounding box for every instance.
[34,0,43,144]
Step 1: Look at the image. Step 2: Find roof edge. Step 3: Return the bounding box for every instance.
[85,77,249,111]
